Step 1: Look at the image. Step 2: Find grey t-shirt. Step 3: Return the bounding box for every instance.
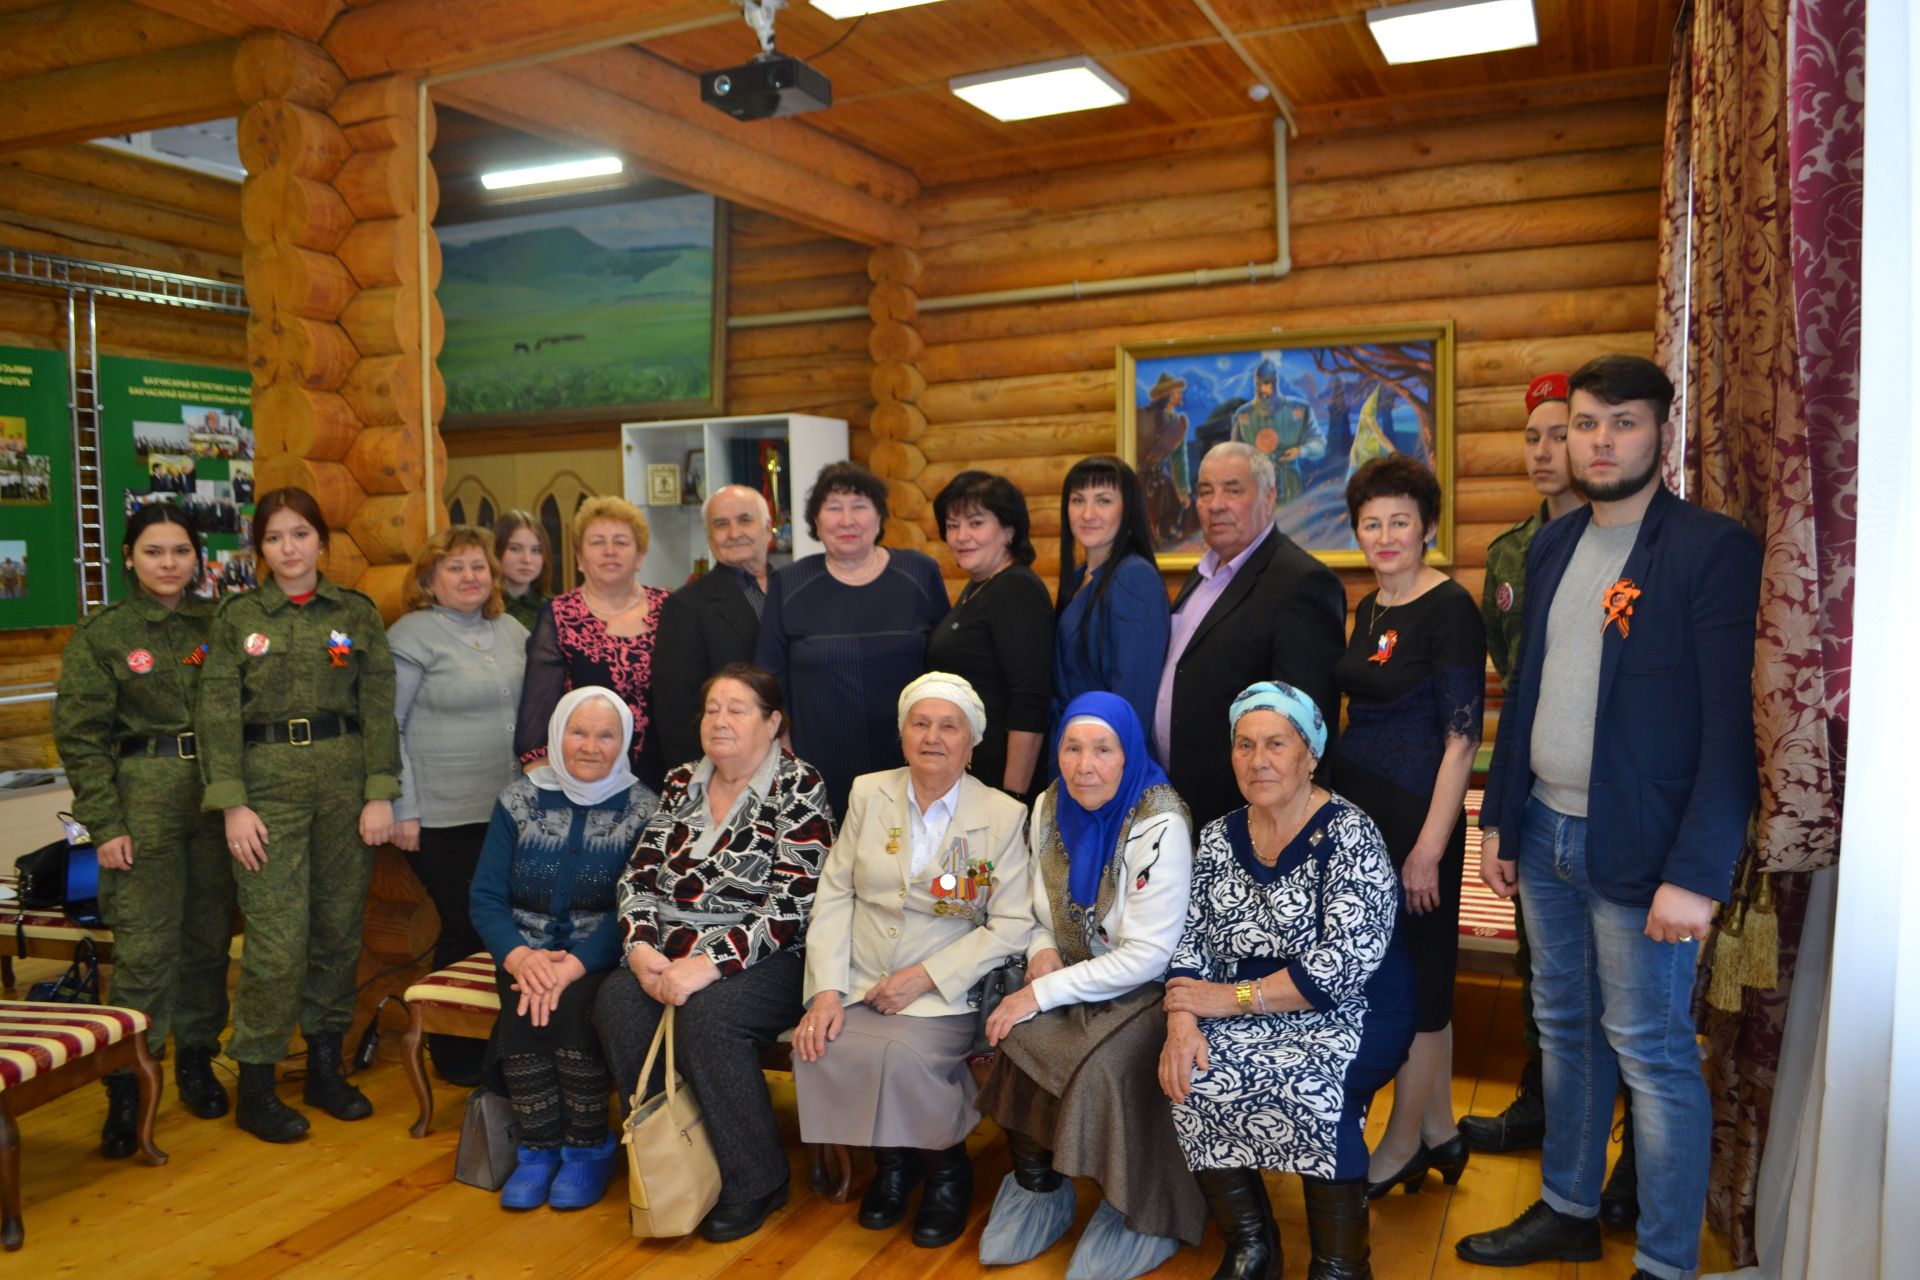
[1529,519,1640,817]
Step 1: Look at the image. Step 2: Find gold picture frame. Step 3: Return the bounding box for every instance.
[644,462,682,506]
[1117,321,1456,570]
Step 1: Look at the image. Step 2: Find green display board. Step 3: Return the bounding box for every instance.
[0,346,78,629]
[97,357,255,605]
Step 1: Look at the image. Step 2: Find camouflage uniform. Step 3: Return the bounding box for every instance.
[53,590,234,1056]
[197,576,400,1066]
[1479,502,1549,686]
[503,588,550,633]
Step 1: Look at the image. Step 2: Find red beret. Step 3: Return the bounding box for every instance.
[1526,372,1570,414]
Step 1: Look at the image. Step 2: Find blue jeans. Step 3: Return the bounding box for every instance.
[1517,795,1709,1280]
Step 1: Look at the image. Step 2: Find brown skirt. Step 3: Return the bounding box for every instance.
[793,1004,981,1150]
[975,981,1207,1245]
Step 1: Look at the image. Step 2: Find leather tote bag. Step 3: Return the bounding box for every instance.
[622,1006,722,1238]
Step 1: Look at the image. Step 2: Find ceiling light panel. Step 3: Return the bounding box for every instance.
[480,156,624,191]
[950,56,1130,123]
[1366,0,1539,65]
[812,0,946,16]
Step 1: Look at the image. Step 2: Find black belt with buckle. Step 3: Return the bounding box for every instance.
[116,733,198,759]
[243,712,360,747]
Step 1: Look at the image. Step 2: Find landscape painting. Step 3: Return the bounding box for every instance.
[437,192,726,427]
[1118,322,1455,570]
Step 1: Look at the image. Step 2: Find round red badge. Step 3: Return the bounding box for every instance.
[1495,582,1514,613]
[126,649,154,674]
[244,632,271,656]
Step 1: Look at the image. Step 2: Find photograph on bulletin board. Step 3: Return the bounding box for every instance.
[97,356,255,605]
[0,346,77,629]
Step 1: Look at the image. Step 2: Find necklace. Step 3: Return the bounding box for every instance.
[583,583,642,620]
[826,544,884,584]
[1368,593,1390,637]
[1249,788,1319,865]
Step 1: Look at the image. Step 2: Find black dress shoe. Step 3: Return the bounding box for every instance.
[699,1181,790,1243]
[1455,1199,1601,1266]
[1600,1126,1639,1228]
[1366,1145,1431,1199]
[859,1147,924,1230]
[100,1072,141,1159]
[911,1142,973,1249]
[1426,1134,1469,1186]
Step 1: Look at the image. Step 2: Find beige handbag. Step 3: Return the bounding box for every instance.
[622,1006,721,1238]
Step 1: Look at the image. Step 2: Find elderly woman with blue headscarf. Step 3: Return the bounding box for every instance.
[1159,681,1415,1280]
[974,690,1200,1280]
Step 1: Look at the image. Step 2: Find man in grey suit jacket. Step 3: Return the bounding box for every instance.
[652,485,773,767]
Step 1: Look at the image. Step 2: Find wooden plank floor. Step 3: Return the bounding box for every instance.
[5,960,1733,1277]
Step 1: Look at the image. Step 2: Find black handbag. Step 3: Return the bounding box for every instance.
[28,938,102,1005]
[967,956,1028,1057]
[14,811,103,926]
[454,1087,520,1190]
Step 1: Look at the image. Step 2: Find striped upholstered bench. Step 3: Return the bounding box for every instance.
[398,953,854,1203]
[0,1000,166,1251]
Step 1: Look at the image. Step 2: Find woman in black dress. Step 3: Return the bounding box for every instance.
[925,472,1054,800]
[1331,456,1486,1199]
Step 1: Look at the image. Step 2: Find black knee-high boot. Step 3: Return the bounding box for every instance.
[1194,1167,1279,1280]
[1301,1176,1372,1280]
[1005,1128,1062,1192]
[912,1142,973,1248]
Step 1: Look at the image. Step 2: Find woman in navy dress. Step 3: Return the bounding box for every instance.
[1050,456,1170,759]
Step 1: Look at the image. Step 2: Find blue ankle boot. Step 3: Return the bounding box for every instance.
[499,1144,562,1211]
[547,1132,621,1211]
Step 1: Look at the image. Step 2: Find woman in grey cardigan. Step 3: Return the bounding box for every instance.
[387,525,530,1083]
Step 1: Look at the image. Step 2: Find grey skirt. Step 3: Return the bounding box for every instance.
[793,1004,981,1150]
[976,981,1208,1245]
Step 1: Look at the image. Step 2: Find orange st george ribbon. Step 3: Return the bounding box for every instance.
[1601,577,1641,638]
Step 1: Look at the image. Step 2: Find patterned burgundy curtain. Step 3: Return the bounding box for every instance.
[1652,0,1861,1262]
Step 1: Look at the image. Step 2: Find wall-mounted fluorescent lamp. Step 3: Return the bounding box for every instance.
[1366,0,1539,65]
[479,156,625,191]
[950,56,1129,122]
[813,0,946,16]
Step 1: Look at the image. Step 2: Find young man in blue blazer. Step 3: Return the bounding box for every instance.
[1455,355,1760,1280]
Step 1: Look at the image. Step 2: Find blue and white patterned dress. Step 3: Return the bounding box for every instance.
[1167,797,1416,1180]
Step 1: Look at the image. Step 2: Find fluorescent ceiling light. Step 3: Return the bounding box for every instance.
[812,0,946,16]
[950,56,1129,122]
[480,156,624,191]
[1366,0,1539,65]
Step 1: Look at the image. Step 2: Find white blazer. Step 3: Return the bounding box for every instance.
[804,768,1034,1017]
[1024,787,1194,1013]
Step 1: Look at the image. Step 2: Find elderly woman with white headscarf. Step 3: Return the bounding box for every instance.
[468,685,659,1214]
[1159,681,1415,1280]
[792,672,1034,1250]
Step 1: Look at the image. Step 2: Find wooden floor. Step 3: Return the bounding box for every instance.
[6,960,1733,1278]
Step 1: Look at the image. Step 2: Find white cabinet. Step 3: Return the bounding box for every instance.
[620,413,848,589]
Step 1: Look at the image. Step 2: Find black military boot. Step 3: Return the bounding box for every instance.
[912,1142,973,1249]
[1194,1167,1280,1280]
[175,1045,230,1119]
[859,1147,924,1230]
[302,1032,373,1121]
[1301,1176,1373,1280]
[1600,1119,1639,1227]
[1459,1056,1545,1153]
[236,1062,310,1144]
[100,1071,141,1159]
[1006,1128,1063,1192]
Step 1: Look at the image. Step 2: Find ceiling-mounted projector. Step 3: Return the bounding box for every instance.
[700,53,832,120]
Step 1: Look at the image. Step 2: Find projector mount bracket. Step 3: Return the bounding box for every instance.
[741,0,786,56]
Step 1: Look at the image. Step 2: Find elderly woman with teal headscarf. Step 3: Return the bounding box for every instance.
[1159,681,1415,1280]
[974,690,1200,1280]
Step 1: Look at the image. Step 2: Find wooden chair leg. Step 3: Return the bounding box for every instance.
[129,1038,168,1167]
[805,1142,852,1204]
[401,1002,434,1138]
[0,1105,22,1251]
[0,956,13,992]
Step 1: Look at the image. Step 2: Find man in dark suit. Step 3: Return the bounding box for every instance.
[651,484,773,767]
[1153,441,1347,830]
[1455,356,1760,1280]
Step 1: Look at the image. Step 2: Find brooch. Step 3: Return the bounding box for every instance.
[1601,577,1641,639]
[1367,629,1399,665]
[884,827,902,856]
[180,643,207,667]
[244,632,270,656]
[126,649,154,674]
[327,630,354,668]
[1495,581,1514,612]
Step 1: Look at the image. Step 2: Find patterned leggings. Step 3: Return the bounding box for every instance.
[494,966,613,1149]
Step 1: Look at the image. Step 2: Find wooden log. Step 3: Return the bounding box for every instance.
[867,440,927,482]
[332,147,412,221]
[243,242,355,321]
[0,39,246,151]
[240,168,354,253]
[868,283,920,326]
[918,415,1116,464]
[344,424,425,495]
[0,167,242,257]
[1454,476,1545,525]
[870,402,927,443]
[0,1,214,81]
[1453,520,1517,568]
[918,187,1270,259]
[135,0,342,44]
[886,479,928,520]
[1291,145,1663,225]
[916,115,1275,190]
[731,238,870,288]
[340,282,440,357]
[238,99,350,180]
[255,453,365,527]
[348,491,428,564]
[727,366,870,408]
[1289,97,1668,183]
[336,214,438,288]
[918,146,1271,230]
[1457,385,1533,434]
[1456,331,1652,389]
[920,369,1117,423]
[871,361,926,404]
[868,245,924,287]
[1456,432,1530,478]
[253,381,359,462]
[4,144,240,223]
[730,275,869,317]
[325,526,370,587]
[0,208,241,283]
[918,453,1078,497]
[353,562,413,623]
[882,518,926,549]
[247,312,359,391]
[340,352,443,427]
[0,288,245,362]
[329,76,418,127]
[328,0,730,79]
[869,322,924,364]
[915,241,1655,346]
[731,318,869,362]
[232,30,343,110]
